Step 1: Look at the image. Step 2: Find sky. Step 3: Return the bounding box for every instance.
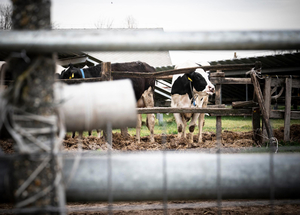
[1,0,300,64]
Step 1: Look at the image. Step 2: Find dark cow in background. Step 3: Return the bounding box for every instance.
[59,61,156,143]
[60,64,102,79]
[171,61,215,145]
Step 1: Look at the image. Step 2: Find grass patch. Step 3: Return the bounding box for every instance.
[105,114,300,137]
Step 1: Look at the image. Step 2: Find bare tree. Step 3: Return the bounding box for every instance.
[0,4,12,30]
[51,21,60,29]
[125,15,137,28]
[95,16,114,29]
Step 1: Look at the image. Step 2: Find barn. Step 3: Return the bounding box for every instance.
[209,51,300,106]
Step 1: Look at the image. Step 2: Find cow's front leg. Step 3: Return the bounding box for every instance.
[173,113,185,138]
[188,113,200,144]
[136,114,142,143]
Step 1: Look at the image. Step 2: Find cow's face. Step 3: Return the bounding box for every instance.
[188,70,215,95]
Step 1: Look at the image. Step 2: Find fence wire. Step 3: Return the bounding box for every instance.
[0,31,300,215]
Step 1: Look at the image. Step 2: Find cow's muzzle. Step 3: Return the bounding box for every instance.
[208,85,215,93]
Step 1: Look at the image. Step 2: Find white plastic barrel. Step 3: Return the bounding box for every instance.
[54,80,137,132]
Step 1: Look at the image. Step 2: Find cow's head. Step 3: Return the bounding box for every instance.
[60,64,83,79]
[187,69,215,95]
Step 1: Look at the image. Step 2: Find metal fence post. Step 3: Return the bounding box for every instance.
[6,1,66,214]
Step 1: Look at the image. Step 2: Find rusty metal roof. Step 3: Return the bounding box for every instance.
[209,52,300,76]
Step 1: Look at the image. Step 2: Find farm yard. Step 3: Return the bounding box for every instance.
[1,119,300,214]
[1,116,299,154]
[1,1,300,214]
[1,45,300,214]
[65,116,300,152]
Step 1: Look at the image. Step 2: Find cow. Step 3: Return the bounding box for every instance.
[59,61,156,143]
[171,62,215,145]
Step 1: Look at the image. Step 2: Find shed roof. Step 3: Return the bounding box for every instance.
[209,52,300,76]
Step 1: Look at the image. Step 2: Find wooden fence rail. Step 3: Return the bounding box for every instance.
[137,107,252,116]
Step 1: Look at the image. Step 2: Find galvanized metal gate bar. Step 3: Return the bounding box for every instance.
[1,152,299,202]
[0,30,300,52]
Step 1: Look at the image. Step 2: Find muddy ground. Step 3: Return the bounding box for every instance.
[1,125,300,214]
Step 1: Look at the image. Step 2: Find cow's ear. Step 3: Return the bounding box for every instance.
[187,71,195,81]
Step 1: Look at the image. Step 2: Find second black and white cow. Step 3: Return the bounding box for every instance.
[59,61,156,143]
[171,62,215,144]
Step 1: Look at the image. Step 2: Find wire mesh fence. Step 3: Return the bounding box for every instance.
[0,5,300,214]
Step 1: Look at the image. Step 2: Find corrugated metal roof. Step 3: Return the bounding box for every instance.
[209,52,300,76]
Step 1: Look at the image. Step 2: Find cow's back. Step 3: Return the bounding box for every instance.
[112,61,156,101]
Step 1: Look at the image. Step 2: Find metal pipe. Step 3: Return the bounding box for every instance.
[1,152,300,202]
[0,30,300,52]
[54,79,137,131]
[63,152,300,201]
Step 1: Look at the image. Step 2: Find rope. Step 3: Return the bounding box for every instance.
[254,128,278,153]
[246,67,264,79]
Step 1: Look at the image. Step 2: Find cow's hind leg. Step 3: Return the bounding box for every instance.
[146,113,155,142]
[97,129,101,138]
[136,114,142,143]
[142,86,155,143]
[198,113,205,143]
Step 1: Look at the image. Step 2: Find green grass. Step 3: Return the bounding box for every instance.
[69,114,300,137]
[80,114,300,138]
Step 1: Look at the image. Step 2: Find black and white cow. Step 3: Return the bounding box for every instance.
[60,64,102,79]
[171,62,215,144]
[59,61,156,143]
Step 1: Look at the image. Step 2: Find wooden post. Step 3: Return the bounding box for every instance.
[252,107,262,145]
[211,70,225,146]
[8,0,65,214]
[101,62,111,81]
[101,62,112,143]
[284,78,292,142]
[250,71,274,147]
[262,76,272,144]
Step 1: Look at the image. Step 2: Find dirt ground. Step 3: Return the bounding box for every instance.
[2,124,300,154]
[1,125,300,214]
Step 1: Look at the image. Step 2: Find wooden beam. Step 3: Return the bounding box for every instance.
[262,77,272,143]
[252,107,262,145]
[136,107,251,115]
[216,116,222,146]
[284,78,292,141]
[101,62,112,143]
[271,78,300,88]
[232,100,258,109]
[111,63,255,78]
[270,110,300,119]
[58,76,254,85]
[210,77,252,85]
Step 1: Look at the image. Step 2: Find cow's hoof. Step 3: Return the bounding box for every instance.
[178,124,183,132]
[189,125,195,132]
